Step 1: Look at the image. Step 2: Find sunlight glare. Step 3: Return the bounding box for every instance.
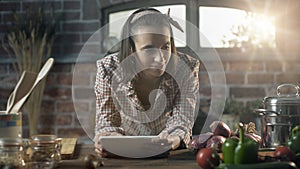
[200,7,276,48]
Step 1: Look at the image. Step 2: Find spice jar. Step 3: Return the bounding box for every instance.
[27,135,61,169]
[0,138,26,168]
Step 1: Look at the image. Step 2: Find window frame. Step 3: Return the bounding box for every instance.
[101,0,192,54]
[101,0,284,61]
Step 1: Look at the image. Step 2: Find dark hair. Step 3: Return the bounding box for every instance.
[118,8,177,72]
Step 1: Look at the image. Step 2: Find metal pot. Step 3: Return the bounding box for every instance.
[256,84,300,148]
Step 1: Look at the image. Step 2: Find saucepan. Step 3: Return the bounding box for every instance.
[255,83,300,148]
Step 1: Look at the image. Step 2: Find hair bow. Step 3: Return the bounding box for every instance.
[165,8,184,33]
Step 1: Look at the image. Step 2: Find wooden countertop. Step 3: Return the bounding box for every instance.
[57,144,199,169]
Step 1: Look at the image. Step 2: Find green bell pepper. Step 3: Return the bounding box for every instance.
[234,123,258,164]
[222,123,258,164]
[291,125,300,137]
[222,137,239,164]
[287,125,300,154]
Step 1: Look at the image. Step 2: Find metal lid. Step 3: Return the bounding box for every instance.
[264,84,300,105]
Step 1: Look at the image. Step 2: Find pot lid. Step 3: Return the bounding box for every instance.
[264,84,300,105]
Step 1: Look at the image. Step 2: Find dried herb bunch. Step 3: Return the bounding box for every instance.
[2,5,59,136]
[2,6,58,74]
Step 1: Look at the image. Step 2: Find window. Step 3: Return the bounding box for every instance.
[103,0,279,56]
[108,5,186,47]
[199,6,276,49]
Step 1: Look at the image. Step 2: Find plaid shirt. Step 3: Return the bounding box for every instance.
[94,52,200,145]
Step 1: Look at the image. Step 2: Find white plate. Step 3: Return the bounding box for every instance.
[99,136,172,158]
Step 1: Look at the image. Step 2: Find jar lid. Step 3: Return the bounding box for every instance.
[0,138,23,147]
[30,134,58,145]
[31,134,57,141]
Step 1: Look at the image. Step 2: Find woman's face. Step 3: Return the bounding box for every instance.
[132,26,171,79]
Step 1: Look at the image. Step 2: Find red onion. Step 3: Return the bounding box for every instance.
[206,135,226,153]
[188,132,213,150]
[209,121,232,138]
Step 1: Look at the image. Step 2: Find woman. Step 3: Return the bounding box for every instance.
[94,8,200,157]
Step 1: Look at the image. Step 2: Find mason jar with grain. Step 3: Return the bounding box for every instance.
[26,135,61,169]
[0,138,26,168]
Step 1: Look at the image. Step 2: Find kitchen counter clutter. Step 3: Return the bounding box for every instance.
[48,123,299,169]
[56,123,300,169]
[0,135,77,169]
[1,135,298,169]
[58,145,200,169]
[0,136,199,169]
[57,144,300,169]
[187,121,300,169]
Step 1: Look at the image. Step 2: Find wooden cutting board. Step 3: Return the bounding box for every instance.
[218,151,275,161]
[61,138,78,159]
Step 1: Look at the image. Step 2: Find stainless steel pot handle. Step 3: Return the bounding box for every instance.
[254,109,279,116]
[277,83,300,96]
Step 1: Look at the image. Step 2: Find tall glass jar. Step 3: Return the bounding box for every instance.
[27,135,61,169]
[0,138,26,168]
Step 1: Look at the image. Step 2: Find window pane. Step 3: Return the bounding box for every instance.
[109,5,186,47]
[199,7,276,49]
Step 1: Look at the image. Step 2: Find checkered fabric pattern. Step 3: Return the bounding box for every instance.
[94,52,200,145]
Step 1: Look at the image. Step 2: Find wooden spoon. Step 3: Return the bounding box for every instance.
[8,58,54,114]
[6,71,37,114]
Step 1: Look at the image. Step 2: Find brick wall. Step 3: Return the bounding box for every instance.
[0,0,100,143]
[1,0,300,142]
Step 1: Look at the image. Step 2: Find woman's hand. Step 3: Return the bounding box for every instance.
[94,132,123,157]
[159,132,181,150]
[167,135,181,150]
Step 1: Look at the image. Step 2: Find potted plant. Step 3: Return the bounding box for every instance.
[222,96,244,130]
[2,6,59,136]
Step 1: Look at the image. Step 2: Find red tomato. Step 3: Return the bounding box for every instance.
[274,145,297,162]
[196,147,220,169]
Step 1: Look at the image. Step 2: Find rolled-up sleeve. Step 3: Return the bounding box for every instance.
[94,59,124,137]
[159,56,200,145]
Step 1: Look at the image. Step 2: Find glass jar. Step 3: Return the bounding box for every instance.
[0,138,26,168]
[27,135,61,169]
